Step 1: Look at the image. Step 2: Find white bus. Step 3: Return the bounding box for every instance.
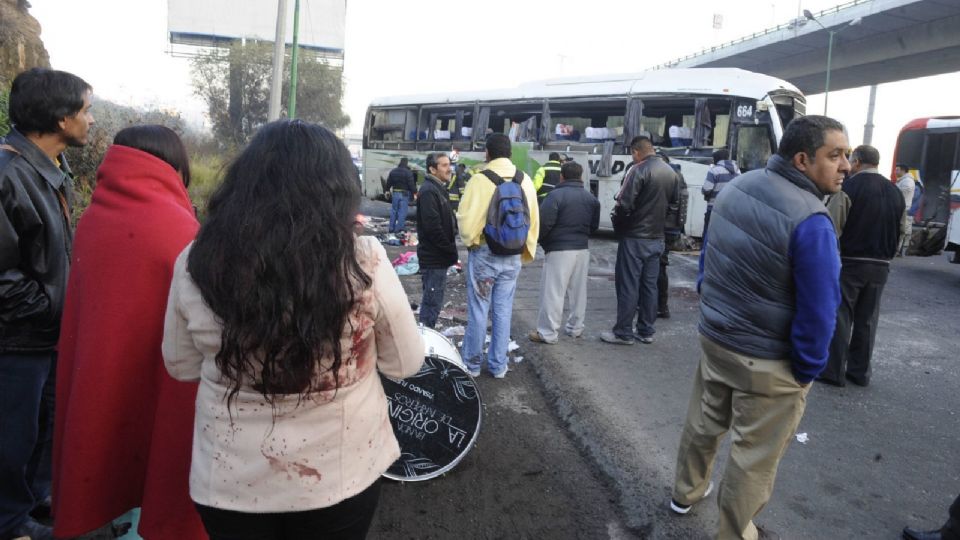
[362,67,805,237]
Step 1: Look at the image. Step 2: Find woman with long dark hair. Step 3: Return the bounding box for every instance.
[162,120,423,540]
[54,125,206,539]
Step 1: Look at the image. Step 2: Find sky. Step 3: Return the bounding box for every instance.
[29,0,960,174]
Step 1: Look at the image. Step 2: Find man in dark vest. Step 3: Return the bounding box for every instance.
[532,152,562,201]
[416,153,458,328]
[670,116,847,540]
[1,68,93,540]
[819,144,904,387]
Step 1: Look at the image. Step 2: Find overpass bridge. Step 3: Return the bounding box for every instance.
[656,0,960,96]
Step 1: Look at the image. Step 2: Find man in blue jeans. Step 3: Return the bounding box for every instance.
[603,136,680,345]
[1,68,94,540]
[456,134,539,378]
[386,157,416,233]
[416,153,457,328]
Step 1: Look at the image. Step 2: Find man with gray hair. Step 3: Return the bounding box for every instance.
[819,145,904,387]
[602,136,680,346]
[670,116,847,540]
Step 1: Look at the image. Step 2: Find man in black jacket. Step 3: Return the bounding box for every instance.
[416,153,458,328]
[603,136,680,345]
[657,153,689,319]
[819,144,905,387]
[529,161,600,344]
[386,157,416,233]
[1,68,93,540]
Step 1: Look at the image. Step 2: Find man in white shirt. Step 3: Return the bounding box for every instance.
[895,163,916,256]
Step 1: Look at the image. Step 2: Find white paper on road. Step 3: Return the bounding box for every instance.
[442,325,465,337]
[508,340,520,352]
[795,432,809,444]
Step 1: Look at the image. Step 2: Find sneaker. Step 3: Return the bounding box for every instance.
[636,335,654,344]
[527,331,556,344]
[600,331,635,345]
[657,308,671,319]
[467,367,481,377]
[492,365,509,379]
[564,330,583,338]
[669,481,714,515]
[9,517,53,540]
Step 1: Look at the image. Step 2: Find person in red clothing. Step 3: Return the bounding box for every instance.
[52,125,205,540]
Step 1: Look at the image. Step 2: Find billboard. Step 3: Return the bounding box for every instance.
[168,0,345,54]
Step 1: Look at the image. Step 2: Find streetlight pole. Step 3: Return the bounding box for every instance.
[288,0,301,119]
[803,10,861,116]
[268,0,288,121]
[824,29,834,115]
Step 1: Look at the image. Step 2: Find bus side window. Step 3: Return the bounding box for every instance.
[735,124,774,172]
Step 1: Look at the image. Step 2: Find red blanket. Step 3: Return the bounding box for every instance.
[53,145,205,539]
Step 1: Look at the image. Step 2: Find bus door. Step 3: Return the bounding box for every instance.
[729,99,776,173]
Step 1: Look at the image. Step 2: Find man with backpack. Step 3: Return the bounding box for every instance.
[456,134,540,379]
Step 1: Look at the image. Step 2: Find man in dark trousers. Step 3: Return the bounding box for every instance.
[670,116,846,540]
[1,68,93,540]
[819,144,904,387]
[602,136,679,345]
[529,161,600,344]
[386,157,416,233]
[657,153,688,319]
[416,153,457,328]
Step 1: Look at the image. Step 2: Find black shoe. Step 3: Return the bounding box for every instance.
[28,495,52,520]
[657,308,671,319]
[9,517,53,540]
[903,527,943,540]
[845,373,869,387]
[815,376,845,387]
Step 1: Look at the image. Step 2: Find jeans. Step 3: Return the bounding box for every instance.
[389,193,409,233]
[0,352,55,537]
[613,237,663,339]
[195,479,381,540]
[462,245,521,375]
[419,267,448,329]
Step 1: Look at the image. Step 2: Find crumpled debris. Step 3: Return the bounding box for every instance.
[508,340,520,352]
[442,325,465,337]
[392,252,419,276]
[512,355,524,363]
[446,261,463,275]
[795,432,809,444]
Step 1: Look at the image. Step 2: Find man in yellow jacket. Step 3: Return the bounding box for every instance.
[456,133,539,379]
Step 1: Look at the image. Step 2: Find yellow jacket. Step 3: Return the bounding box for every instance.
[456,158,540,263]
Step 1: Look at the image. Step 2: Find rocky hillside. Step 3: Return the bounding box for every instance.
[0,0,49,85]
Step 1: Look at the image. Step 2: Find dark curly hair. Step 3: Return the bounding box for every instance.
[187,120,369,409]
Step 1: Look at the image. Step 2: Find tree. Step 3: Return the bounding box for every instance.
[191,41,349,147]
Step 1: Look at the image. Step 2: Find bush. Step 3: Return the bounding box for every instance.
[188,152,226,221]
[0,85,9,137]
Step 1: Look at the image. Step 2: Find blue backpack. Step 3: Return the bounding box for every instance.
[481,169,530,255]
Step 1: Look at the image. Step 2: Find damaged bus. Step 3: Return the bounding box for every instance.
[362,67,805,238]
[891,116,960,263]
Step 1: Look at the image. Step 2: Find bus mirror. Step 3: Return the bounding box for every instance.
[756,100,770,112]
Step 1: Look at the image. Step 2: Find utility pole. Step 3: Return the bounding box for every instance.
[863,84,878,145]
[287,0,301,119]
[268,0,288,121]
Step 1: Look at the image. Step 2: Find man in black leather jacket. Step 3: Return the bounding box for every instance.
[602,136,679,345]
[416,153,458,328]
[0,68,93,540]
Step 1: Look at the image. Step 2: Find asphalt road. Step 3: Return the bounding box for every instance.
[362,200,960,539]
[509,234,960,539]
